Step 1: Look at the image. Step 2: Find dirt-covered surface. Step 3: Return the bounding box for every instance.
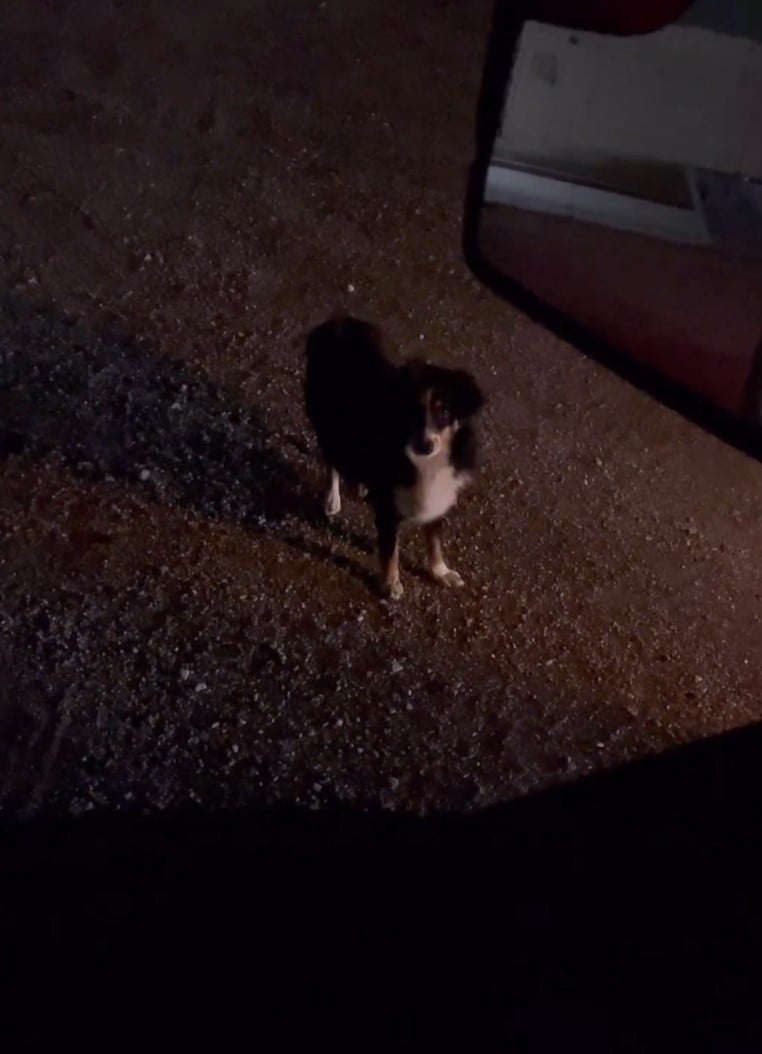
[1,0,761,818]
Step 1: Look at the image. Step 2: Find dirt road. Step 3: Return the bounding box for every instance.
[1,0,760,816]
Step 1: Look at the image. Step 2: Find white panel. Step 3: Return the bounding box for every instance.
[497,21,762,179]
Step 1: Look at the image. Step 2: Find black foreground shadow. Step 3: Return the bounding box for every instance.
[3,723,762,1051]
[463,2,762,461]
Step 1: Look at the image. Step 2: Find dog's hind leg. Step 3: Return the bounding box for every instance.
[324,467,342,517]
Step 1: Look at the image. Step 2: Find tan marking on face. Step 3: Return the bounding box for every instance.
[408,388,459,460]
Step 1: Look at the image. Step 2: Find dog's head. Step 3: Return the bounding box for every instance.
[397,359,484,459]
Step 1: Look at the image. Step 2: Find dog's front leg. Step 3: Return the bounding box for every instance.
[375,505,402,600]
[424,519,464,588]
[324,467,342,517]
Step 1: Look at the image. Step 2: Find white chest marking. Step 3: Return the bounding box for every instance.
[395,452,468,524]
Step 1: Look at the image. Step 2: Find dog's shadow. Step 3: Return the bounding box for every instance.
[0,294,311,521]
[0,294,380,586]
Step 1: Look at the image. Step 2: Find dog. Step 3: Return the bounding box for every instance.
[304,316,484,599]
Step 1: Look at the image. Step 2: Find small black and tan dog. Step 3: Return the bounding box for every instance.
[304,316,484,599]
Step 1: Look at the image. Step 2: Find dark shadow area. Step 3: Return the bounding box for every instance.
[0,291,312,525]
[463,2,762,461]
[0,292,385,587]
[2,723,762,1050]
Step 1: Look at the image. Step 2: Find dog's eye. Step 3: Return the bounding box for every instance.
[432,401,451,427]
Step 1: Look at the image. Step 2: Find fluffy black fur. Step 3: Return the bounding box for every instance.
[304,315,484,598]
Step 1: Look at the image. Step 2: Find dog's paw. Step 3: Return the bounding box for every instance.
[432,566,464,589]
[382,578,404,601]
[324,491,341,517]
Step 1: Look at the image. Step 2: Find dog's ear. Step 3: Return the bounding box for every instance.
[448,370,484,419]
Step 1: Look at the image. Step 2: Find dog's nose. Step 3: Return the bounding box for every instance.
[415,437,435,456]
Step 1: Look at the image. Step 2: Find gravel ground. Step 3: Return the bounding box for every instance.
[1,0,761,818]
